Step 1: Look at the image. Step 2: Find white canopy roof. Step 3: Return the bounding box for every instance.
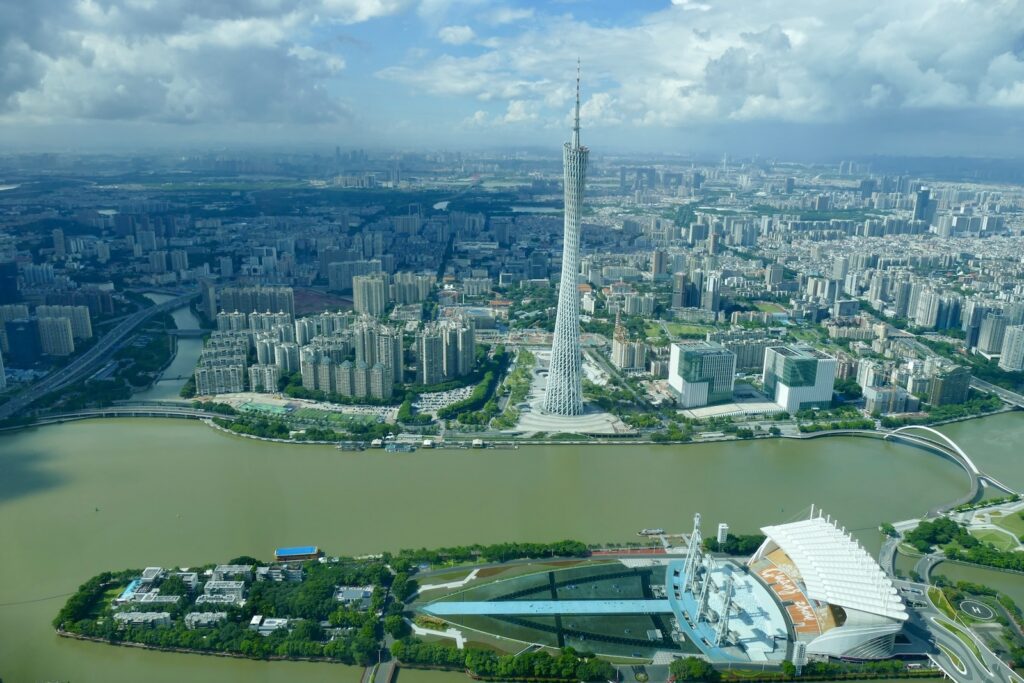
[761,517,908,622]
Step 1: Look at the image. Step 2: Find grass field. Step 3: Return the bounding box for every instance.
[754,302,786,313]
[991,510,1024,538]
[644,322,711,338]
[970,528,1019,551]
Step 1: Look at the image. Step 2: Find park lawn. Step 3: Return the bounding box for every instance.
[89,584,128,619]
[644,323,663,338]
[664,323,711,337]
[970,528,1019,551]
[991,511,1024,537]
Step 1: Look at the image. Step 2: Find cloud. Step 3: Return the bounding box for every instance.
[502,99,537,123]
[0,0,406,125]
[379,0,1024,132]
[438,25,476,45]
[487,7,534,25]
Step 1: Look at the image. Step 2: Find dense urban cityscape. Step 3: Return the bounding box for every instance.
[2,1,1024,683]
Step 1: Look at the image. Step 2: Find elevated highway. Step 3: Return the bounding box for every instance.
[970,377,1024,408]
[0,292,197,421]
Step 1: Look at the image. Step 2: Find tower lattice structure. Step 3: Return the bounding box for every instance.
[543,63,589,416]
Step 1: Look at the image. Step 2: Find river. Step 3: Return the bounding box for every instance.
[6,412,1019,682]
[131,293,204,402]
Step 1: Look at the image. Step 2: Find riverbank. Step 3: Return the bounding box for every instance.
[56,629,346,665]
[1,415,1012,682]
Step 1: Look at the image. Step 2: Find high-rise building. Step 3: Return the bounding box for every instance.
[199,279,217,321]
[765,263,784,287]
[912,187,931,222]
[219,286,294,317]
[417,321,474,385]
[0,346,5,389]
[542,67,589,417]
[0,303,30,352]
[832,257,849,281]
[651,250,667,277]
[928,365,970,406]
[4,318,37,365]
[763,346,837,413]
[194,365,245,396]
[998,325,1024,372]
[170,249,189,272]
[668,341,736,408]
[352,274,388,316]
[977,312,1007,356]
[36,305,92,340]
[0,261,19,304]
[37,316,76,356]
[248,364,280,393]
[149,250,169,274]
[417,328,445,385]
[52,228,65,258]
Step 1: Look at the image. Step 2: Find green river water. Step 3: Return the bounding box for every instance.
[0,396,1021,681]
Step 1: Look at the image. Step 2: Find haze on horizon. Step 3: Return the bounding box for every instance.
[1,0,1023,159]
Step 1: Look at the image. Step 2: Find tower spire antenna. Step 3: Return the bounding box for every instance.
[573,58,581,148]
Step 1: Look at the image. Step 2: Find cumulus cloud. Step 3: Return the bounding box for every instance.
[487,6,534,25]
[380,0,1024,131]
[0,0,407,125]
[438,25,476,45]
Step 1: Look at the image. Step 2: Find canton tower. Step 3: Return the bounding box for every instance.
[542,64,588,416]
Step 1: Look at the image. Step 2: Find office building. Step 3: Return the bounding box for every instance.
[668,341,736,408]
[762,346,837,413]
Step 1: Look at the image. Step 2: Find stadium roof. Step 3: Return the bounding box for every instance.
[760,517,907,622]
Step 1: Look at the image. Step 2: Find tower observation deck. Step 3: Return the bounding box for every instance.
[543,63,589,416]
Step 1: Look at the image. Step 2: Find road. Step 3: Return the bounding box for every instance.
[970,377,1024,407]
[0,292,196,421]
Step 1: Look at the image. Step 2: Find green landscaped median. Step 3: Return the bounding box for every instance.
[936,619,983,662]
[928,586,957,620]
[936,643,964,671]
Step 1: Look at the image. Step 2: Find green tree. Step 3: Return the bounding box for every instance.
[669,656,719,681]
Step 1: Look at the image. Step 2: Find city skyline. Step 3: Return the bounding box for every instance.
[0,1,1023,157]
